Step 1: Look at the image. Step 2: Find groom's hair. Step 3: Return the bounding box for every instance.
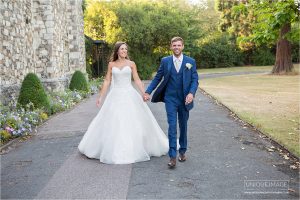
[171,37,184,44]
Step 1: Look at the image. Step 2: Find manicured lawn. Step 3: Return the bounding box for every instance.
[198,64,299,75]
[200,64,300,157]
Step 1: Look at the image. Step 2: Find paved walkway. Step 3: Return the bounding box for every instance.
[199,71,269,79]
[1,74,299,199]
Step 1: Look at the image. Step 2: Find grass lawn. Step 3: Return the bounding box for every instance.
[200,64,300,157]
[198,65,299,75]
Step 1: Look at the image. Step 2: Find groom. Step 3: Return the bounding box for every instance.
[144,37,199,168]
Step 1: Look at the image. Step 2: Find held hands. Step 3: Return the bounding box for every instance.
[142,93,193,103]
[143,93,150,102]
[185,93,194,105]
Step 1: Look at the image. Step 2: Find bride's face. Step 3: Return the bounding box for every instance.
[118,44,128,59]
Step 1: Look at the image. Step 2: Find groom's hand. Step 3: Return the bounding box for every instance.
[143,93,150,102]
[185,93,194,105]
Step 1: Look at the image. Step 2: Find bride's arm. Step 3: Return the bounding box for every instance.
[97,62,113,106]
[131,61,145,94]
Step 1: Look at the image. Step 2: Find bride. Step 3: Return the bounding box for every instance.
[78,41,169,164]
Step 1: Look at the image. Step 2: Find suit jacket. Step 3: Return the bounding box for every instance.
[146,55,199,111]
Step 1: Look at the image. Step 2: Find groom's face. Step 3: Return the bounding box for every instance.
[171,41,184,57]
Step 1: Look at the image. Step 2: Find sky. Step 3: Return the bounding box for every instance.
[188,0,209,9]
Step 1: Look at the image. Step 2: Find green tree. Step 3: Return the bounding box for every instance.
[215,0,254,64]
[84,0,205,78]
[216,0,255,39]
[215,0,238,32]
[84,0,122,44]
[238,0,299,74]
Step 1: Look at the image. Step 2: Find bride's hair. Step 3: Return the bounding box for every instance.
[109,41,130,62]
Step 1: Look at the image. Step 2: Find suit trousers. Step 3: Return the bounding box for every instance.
[165,100,189,158]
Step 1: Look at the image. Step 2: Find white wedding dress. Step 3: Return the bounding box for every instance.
[78,66,169,164]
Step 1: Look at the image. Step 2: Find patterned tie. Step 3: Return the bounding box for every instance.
[175,59,180,72]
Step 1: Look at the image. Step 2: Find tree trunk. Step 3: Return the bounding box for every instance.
[272,23,294,74]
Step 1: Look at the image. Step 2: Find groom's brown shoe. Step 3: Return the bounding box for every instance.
[168,158,176,168]
[178,154,186,162]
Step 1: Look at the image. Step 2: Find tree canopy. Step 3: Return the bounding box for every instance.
[84,0,213,78]
[216,0,299,74]
[84,0,299,76]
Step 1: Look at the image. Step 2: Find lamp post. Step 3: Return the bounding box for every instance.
[93,40,105,77]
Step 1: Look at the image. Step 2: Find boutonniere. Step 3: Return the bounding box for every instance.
[186,63,192,70]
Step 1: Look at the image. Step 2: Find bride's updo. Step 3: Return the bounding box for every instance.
[109,41,130,62]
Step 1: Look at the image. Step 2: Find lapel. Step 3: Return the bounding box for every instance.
[166,56,173,80]
[181,55,187,72]
[167,56,173,72]
[182,55,187,86]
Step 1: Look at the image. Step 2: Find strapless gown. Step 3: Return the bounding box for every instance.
[78,66,168,164]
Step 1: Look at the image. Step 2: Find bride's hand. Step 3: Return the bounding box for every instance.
[143,93,150,102]
[96,97,102,107]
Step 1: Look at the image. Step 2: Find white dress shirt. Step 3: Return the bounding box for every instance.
[173,54,183,72]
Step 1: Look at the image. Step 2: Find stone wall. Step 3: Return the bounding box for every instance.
[0,0,35,103]
[0,0,86,104]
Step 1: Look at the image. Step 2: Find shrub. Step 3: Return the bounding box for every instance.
[89,77,103,95]
[69,71,89,92]
[252,48,275,66]
[17,73,51,113]
[130,51,157,80]
[4,117,18,129]
[39,112,48,121]
[291,43,299,63]
[85,36,94,79]
[0,130,11,143]
[197,33,244,68]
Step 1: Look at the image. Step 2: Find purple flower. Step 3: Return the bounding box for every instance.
[5,127,14,132]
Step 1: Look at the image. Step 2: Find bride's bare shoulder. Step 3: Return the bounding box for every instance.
[107,62,114,69]
[128,60,136,68]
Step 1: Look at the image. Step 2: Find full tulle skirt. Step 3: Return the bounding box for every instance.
[78,86,169,164]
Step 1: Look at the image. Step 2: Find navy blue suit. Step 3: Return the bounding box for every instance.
[146,55,199,158]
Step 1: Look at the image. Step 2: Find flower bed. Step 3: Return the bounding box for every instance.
[0,78,102,145]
